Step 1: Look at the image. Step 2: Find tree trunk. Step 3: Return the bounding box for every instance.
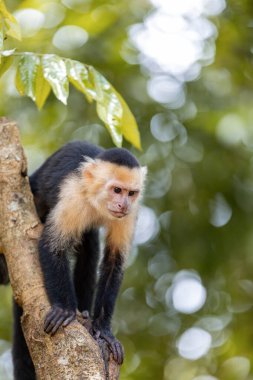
[0,118,120,379]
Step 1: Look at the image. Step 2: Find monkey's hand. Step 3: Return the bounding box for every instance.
[92,324,124,365]
[44,305,76,335]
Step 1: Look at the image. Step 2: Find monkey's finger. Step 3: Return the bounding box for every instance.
[45,307,62,321]
[44,318,63,334]
[50,313,75,335]
[50,316,67,335]
[44,315,64,334]
[114,342,124,365]
[103,336,124,364]
[102,336,118,362]
[44,309,63,332]
[62,313,75,327]
[110,343,119,364]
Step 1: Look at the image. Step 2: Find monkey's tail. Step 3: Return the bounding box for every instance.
[0,254,9,285]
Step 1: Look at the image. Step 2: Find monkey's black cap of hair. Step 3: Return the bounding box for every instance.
[97,148,140,168]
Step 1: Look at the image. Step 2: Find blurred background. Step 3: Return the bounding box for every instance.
[1,0,253,379]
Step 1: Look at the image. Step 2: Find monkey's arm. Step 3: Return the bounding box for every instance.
[92,216,136,363]
[38,228,77,334]
[92,246,124,364]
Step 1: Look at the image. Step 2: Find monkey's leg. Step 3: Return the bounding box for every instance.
[12,301,36,380]
[39,234,77,335]
[93,247,124,364]
[74,229,100,314]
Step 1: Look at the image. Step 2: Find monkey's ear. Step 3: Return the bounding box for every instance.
[81,157,98,180]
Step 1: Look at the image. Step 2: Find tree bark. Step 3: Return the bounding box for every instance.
[0,118,120,379]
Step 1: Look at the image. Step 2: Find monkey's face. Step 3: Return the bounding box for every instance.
[82,160,147,220]
[106,184,140,218]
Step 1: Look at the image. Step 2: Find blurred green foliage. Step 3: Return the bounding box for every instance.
[2,0,253,379]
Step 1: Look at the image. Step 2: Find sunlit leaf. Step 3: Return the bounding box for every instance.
[0,28,3,52]
[0,0,14,19]
[66,59,141,146]
[0,55,13,78]
[15,54,51,109]
[116,91,141,150]
[4,19,21,41]
[42,54,69,105]
[15,54,39,100]
[34,63,51,110]
[90,66,123,147]
[0,1,21,41]
[1,48,15,56]
[65,59,96,102]
[0,0,13,20]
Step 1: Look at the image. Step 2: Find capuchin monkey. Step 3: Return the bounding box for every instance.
[6,141,147,379]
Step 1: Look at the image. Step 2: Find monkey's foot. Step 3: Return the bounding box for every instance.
[93,327,124,365]
[44,305,76,335]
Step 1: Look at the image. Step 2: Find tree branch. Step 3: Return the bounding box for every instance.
[0,118,120,379]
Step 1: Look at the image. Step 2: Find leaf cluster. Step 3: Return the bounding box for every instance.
[0,1,141,149]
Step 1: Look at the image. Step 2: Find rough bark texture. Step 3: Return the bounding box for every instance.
[0,118,120,380]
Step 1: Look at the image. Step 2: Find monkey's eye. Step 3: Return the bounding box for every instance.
[128,191,135,196]
[114,187,122,194]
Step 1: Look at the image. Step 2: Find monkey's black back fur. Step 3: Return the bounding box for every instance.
[29,141,103,211]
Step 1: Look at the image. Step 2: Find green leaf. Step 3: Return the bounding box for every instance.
[0,1,21,41]
[1,48,15,56]
[0,27,3,52]
[116,91,142,150]
[15,54,51,109]
[4,19,21,41]
[90,67,123,147]
[66,59,96,102]
[0,55,13,78]
[34,63,51,110]
[0,1,14,19]
[15,54,39,100]
[66,59,141,147]
[42,54,69,105]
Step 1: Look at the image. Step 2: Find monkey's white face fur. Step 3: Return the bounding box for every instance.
[47,159,147,252]
[81,159,147,220]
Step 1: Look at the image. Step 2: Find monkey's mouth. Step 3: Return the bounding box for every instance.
[109,210,127,218]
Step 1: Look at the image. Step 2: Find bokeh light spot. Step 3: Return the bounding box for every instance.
[147,76,185,107]
[216,114,247,146]
[150,113,184,142]
[42,3,66,29]
[134,206,159,245]
[220,356,250,380]
[209,193,232,227]
[53,26,89,51]
[0,349,13,380]
[177,327,212,360]
[170,271,207,314]
[14,9,45,37]
[129,0,225,82]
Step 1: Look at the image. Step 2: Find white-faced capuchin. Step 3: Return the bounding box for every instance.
[9,141,147,380]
